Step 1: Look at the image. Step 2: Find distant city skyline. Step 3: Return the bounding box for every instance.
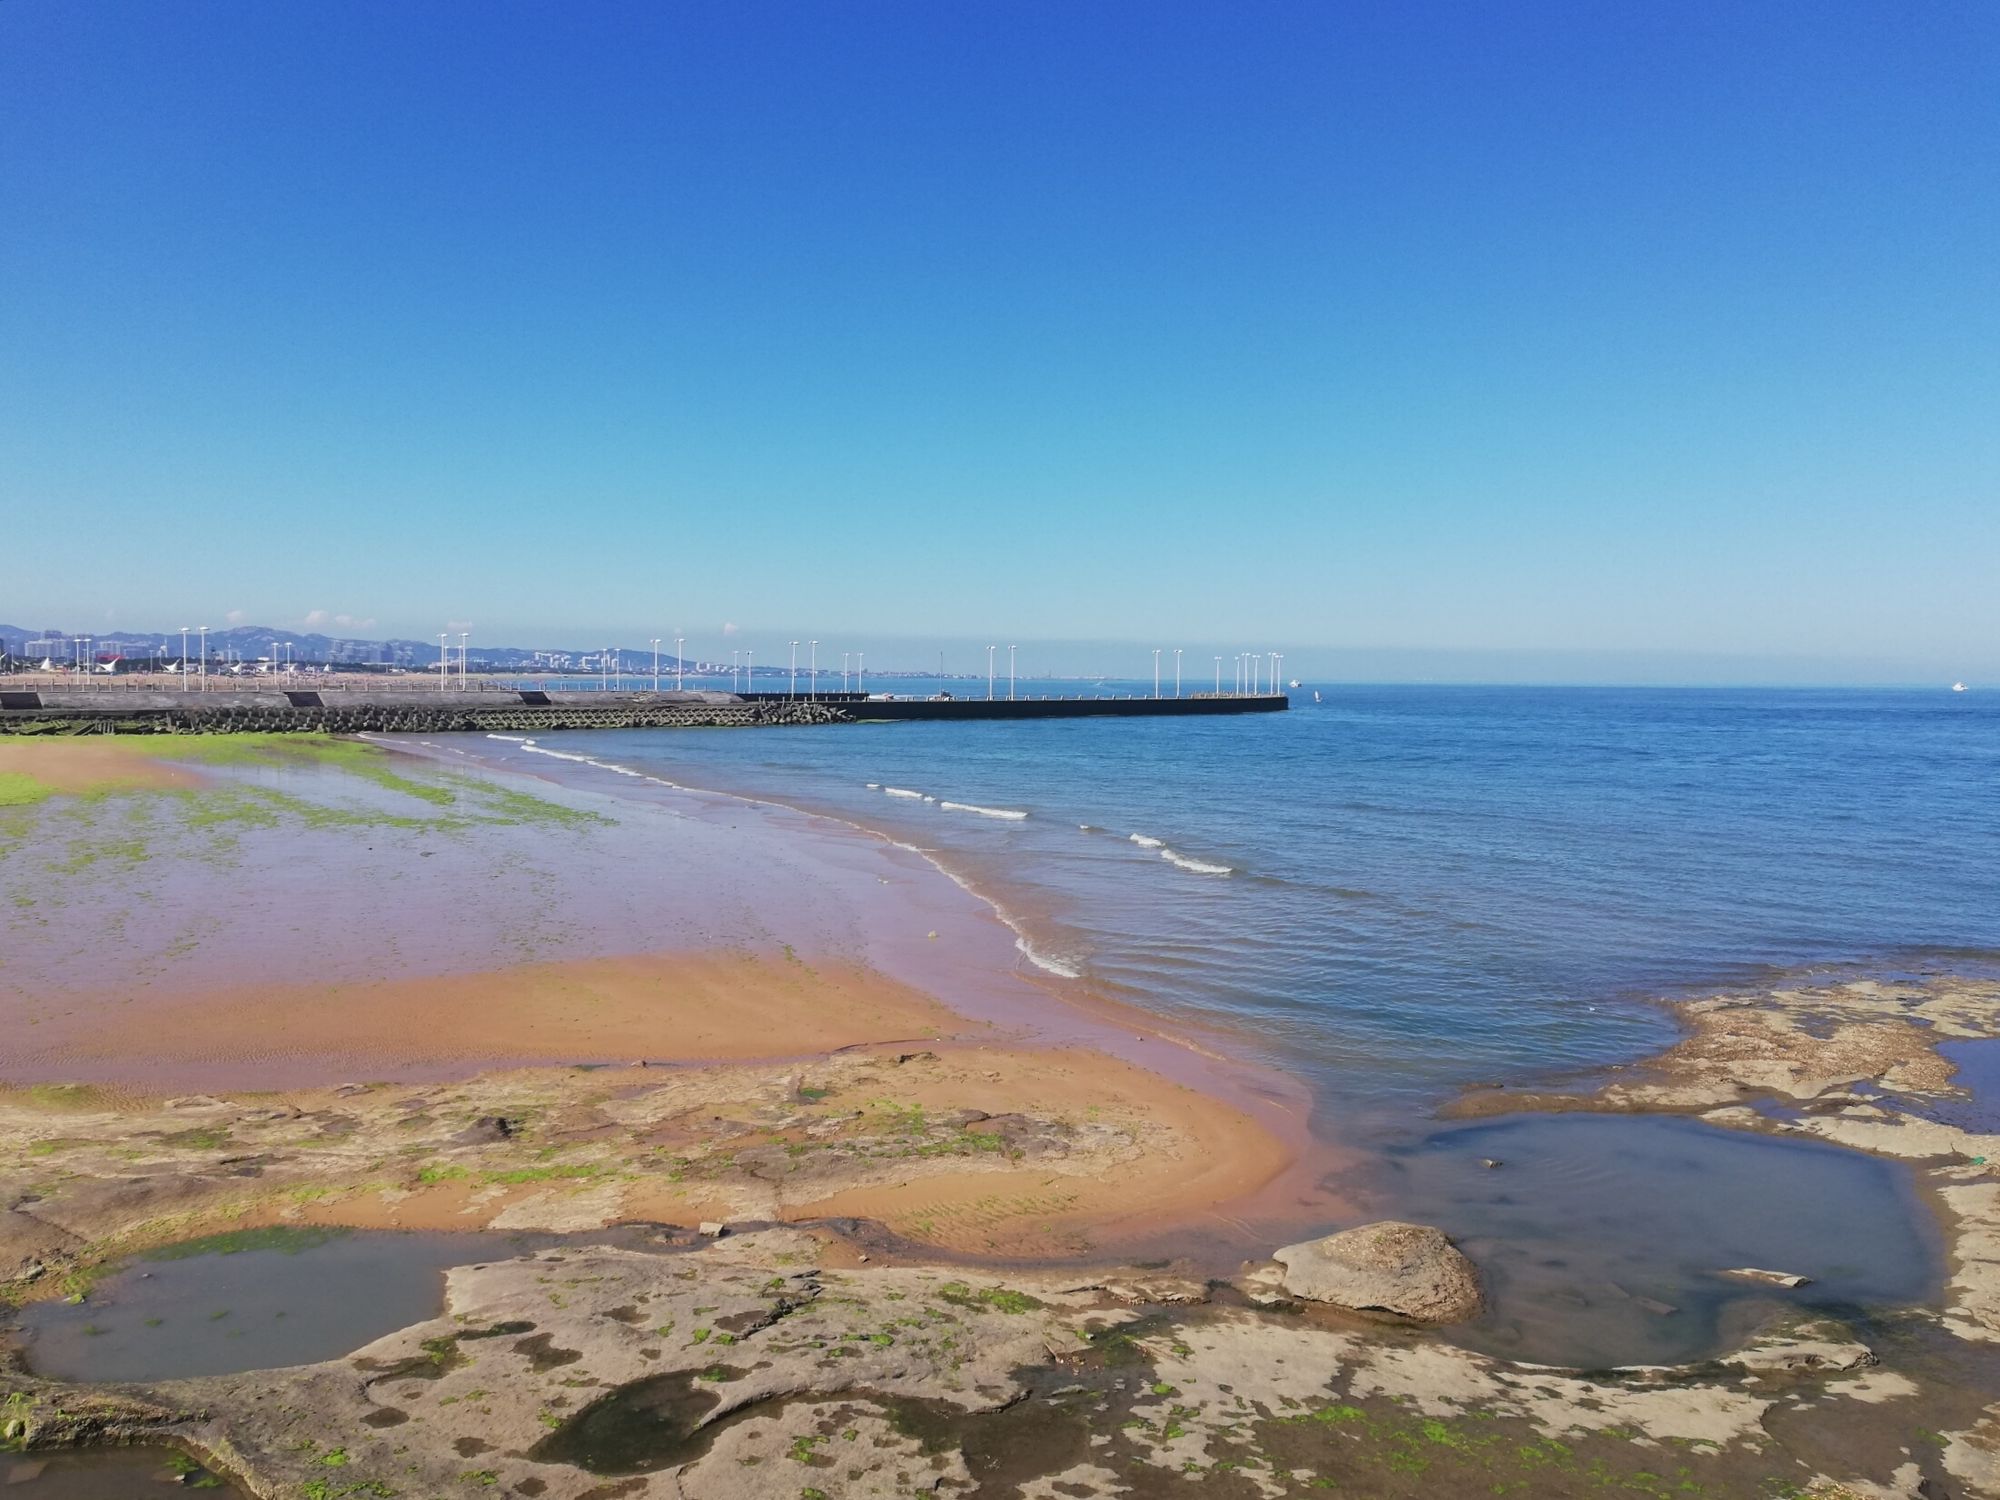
[0,616,1981,688]
[4,3,1994,684]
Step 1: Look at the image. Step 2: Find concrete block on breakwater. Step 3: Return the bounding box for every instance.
[0,687,1288,736]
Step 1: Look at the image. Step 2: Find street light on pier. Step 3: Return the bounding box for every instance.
[675,635,684,691]
[987,645,996,701]
[1214,655,1221,695]
[842,651,850,694]
[439,633,448,692]
[856,651,864,697]
[651,638,661,692]
[1174,648,1182,698]
[809,640,818,701]
[1152,648,1161,699]
[460,632,470,689]
[197,627,209,691]
[1009,644,1017,701]
[789,640,799,699]
[180,627,191,692]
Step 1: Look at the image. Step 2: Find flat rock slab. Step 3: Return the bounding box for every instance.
[1273,1220,1483,1324]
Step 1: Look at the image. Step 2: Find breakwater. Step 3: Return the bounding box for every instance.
[0,687,1286,735]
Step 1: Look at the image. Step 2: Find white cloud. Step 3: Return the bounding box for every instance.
[334,613,374,629]
[445,619,473,632]
[225,609,247,626]
[303,609,330,627]
[722,621,740,637]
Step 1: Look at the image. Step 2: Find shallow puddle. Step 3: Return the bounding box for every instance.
[13,1227,535,1382]
[1382,1113,1940,1367]
[0,1448,244,1498]
[1929,1038,2000,1134]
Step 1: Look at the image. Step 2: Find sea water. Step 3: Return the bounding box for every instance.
[529,685,2000,1115]
[475,685,1994,1361]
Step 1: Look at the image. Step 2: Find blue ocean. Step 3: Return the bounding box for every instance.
[549,684,1997,1107]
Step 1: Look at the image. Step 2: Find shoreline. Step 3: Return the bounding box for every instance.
[0,735,1320,1275]
[10,737,2000,1492]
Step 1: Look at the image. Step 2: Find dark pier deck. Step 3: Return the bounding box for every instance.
[0,686,1287,736]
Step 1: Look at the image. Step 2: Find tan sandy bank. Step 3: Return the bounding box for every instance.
[0,740,200,799]
[0,950,1296,1270]
[3,952,964,1090]
[0,1045,1292,1274]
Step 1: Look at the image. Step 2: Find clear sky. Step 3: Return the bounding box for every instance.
[3,1,1996,682]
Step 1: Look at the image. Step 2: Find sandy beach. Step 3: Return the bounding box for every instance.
[0,737,1302,1263]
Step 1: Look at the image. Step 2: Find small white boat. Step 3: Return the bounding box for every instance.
[1289,678,1302,689]
[1952,682,1968,693]
[1313,690,1322,703]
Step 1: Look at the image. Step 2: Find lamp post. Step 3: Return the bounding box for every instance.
[809,640,817,700]
[745,648,753,691]
[197,627,209,690]
[439,633,448,692]
[856,651,864,696]
[651,638,661,692]
[675,635,684,691]
[1009,644,1016,701]
[1152,648,1161,699]
[730,650,739,693]
[1214,656,1221,695]
[180,627,190,691]
[987,645,996,701]
[1174,648,1182,698]
[841,652,850,694]
[460,632,470,688]
[789,640,799,699]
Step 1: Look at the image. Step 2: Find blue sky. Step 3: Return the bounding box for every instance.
[3,1,1995,682]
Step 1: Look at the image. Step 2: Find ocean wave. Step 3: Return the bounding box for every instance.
[1160,848,1234,876]
[485,733,529,743]
[864,782,880,789]
[519,744,598,764]
[481,743,1086,983]
[938,801,1029,820]
[1013,938,1082,979]
[1128,833,1164,848]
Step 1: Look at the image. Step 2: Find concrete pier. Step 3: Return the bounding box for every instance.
[0,686,1287,735]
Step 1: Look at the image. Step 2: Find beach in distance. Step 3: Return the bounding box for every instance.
[4,687,2000,1497]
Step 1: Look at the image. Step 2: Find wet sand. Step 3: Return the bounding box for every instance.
[0,736,1311,1262]
[2,952,968,1090]
[0,740,200,797]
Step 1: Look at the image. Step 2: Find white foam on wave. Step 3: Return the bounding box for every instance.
[1128,833,1164,848]
[519,744,597,764]
[1160,848,1234,876]
[489,742,1087,981]
[485,733,529,743]
[864,782,880,789]
[938,802,1027,820]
